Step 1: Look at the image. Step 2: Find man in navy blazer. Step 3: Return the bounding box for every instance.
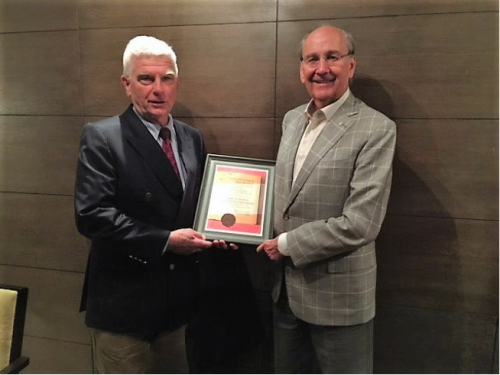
[75,35,221,373]
[258,26,396,373]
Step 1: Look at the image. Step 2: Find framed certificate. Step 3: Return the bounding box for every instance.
[194,154,275,245]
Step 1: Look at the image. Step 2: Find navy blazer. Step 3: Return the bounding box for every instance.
[75,105,206,335]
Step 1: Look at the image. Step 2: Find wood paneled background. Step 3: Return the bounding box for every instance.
[0,0,497,373]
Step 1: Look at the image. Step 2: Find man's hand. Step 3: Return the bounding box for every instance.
[211,240,239,250]
[167,228,213,255]
[256,237,284,262]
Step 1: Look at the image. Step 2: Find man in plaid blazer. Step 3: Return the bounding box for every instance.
[257,25,396,373]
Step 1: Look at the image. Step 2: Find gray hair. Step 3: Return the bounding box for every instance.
[298,25,356,61]
[122,35,178,77]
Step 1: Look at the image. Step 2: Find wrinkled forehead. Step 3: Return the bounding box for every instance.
[303,27,348,54]
[130,54,176,72]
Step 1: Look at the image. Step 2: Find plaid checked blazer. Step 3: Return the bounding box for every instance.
[273,93,397,326]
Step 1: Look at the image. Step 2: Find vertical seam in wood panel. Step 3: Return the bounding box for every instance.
[491,316,499,373]
[273,0,279,159]
[75,1,84,117]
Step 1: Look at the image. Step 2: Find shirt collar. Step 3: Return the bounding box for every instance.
[304,88,351,122]
[132,106,175,139]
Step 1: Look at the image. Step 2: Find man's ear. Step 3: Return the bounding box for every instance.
[299,66,306,84]
[121,75,131,95]
[348,56,357,79]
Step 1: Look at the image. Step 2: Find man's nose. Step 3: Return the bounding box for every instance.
[152,78,164,92]
[316,58,330,73]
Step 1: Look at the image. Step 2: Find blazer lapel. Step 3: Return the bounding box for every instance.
[172,120,199,227]
[287,95,359,208]
[174,120,195,189]
[282,115,308,196]
[119,106,184,200]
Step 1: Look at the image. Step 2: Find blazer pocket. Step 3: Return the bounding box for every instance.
[316,152,355,176]
[325,147,357,162]
[326,250,376,273]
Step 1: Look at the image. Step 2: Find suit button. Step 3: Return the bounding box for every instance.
[145,192,153,201]
[169,264,175,270]
[283,214,289,221]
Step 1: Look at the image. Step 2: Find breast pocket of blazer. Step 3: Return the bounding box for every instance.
[317,148,356,171]
[315,150,356,193]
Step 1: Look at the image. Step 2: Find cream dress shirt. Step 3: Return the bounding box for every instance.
[278,89,351,255]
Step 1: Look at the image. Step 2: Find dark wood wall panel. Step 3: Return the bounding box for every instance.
[374,304,498,374]
[273,118,283,158]
[0,0,77,33]
[0,194,88,272]
[0,1,497,373]
[493,330,500,375]
[278,0,498,20]
[0,116,83,195]
[80,23,276,118]
[351,12,498,120]
[78,0,276,29]
[0,265,88,345]
[79,28,141,116]
[377,215,499,315]
[182,118,275,160]
[276,13,498,119]
[0,32,82,115]
[389,119,498,220]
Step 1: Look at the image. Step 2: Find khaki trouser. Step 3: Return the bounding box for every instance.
[90,326,188,374]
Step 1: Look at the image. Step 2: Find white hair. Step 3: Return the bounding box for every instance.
[299,25,356,61]
[122,35,178,77]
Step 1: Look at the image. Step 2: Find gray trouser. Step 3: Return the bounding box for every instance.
[274,293,373,374]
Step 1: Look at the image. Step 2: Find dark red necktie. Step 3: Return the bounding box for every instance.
[159,127,181,180]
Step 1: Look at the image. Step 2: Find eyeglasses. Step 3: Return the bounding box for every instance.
[301,53,353,68]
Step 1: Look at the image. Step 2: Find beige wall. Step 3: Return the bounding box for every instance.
[0,0,498,373]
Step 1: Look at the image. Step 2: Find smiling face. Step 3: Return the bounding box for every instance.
[300,26,356,109]
[121,54,178,126]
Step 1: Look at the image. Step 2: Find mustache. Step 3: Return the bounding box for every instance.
[311,76,335,83]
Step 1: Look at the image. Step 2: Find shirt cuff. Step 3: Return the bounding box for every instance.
[162,239,169,255]
[277,233,289,256]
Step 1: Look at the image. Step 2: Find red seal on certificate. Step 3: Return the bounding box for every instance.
[221,213,236,227]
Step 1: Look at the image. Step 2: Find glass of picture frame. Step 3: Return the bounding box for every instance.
[193,154,275,245]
